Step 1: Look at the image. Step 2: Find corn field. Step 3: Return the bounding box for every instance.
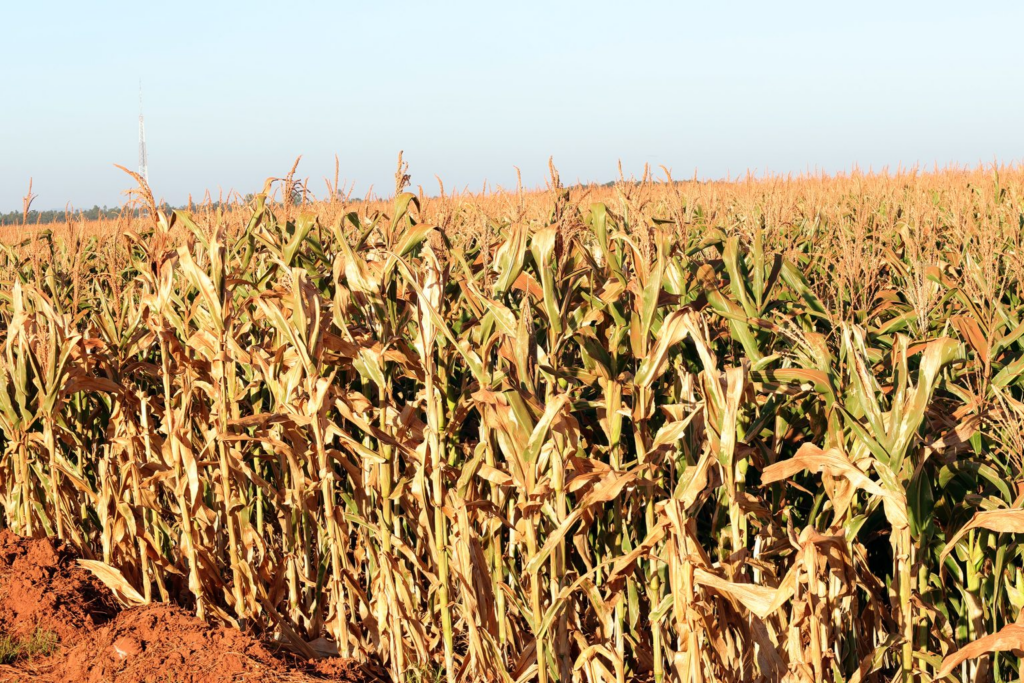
[3,163,1024,682]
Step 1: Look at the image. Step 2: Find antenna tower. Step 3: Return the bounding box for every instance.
[138,82,149,184]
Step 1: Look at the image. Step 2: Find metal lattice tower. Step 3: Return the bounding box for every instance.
[138,82,149,184]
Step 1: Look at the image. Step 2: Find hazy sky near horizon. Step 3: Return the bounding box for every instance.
[2,1,1022,212]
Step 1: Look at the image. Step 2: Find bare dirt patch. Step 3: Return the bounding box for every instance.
[0,529,118,644]
[0,531,374,683]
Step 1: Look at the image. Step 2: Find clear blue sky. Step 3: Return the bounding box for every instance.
[2,1,1022,212]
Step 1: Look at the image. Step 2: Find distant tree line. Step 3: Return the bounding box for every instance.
[1,180,664,227]
[0,206,125,226]
[1,202,195,226]
[0,204,172,226]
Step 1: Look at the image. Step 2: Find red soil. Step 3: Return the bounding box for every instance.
[0,528,118,644]
[0,530,375,683]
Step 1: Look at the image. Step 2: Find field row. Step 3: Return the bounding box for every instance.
[0,166,1022,681]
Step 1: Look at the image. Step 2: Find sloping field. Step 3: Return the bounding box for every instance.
[1,164,1023,681]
